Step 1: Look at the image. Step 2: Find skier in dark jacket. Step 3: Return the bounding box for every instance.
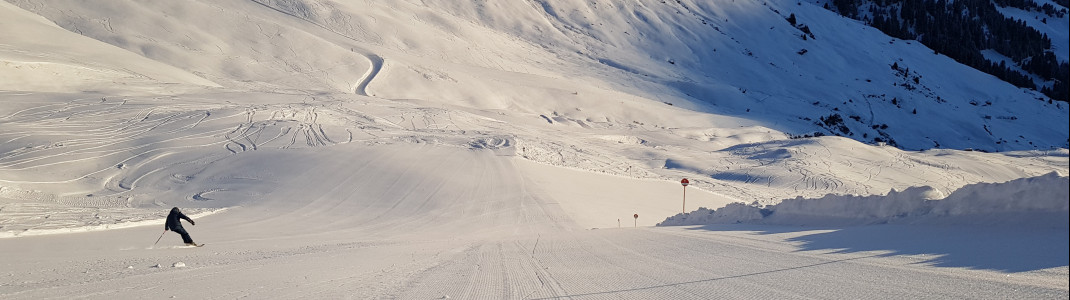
[165,207,197,246]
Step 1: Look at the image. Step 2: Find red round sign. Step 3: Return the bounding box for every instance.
[633,214,638,219]
[681,178,689,186]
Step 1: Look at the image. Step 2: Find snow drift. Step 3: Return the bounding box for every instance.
[659,172,1070,228]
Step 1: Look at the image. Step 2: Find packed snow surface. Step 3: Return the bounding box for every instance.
[1,0,1067,298]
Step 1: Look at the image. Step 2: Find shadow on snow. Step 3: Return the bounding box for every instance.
[686,223,1069,273]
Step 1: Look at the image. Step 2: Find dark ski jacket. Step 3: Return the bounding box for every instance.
[165,207,194,231]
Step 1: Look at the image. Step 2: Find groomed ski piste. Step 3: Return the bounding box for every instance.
[0,0,1067,298]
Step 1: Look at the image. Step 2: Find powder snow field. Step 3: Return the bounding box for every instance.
[1,0,1068,298]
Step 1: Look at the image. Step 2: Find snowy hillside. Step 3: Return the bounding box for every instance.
[993,0,1070,62]
[0,1,218,93]
[7,0,1069,151]
[1,0,1067,298]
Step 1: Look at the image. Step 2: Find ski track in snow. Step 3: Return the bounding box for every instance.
[353,54,384,97]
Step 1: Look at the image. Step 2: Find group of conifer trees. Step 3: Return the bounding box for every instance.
[828,0,1068,101]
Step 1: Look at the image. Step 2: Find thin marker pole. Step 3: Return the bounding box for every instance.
[681,178,689,214]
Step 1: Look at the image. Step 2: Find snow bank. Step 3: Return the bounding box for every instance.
[659,172,1069,228]
[655,203,767,226]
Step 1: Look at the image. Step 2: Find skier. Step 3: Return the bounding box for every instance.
[165,207,198,246]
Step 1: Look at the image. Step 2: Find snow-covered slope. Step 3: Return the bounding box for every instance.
[1,0,1065,235]
[993,0,1069,63]
[9,0,1068,151]
[1,0,1066,234]
[0,0,1067,297]
[0,1,218,94]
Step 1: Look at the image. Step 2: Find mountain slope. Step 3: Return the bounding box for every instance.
[1,0,1065,226]
[820,0,1069,101]
[9,0,1068,151]
[0,1,219,94]
[1,1,1066,296]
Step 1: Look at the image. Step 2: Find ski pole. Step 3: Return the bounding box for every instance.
[152,230,166,248]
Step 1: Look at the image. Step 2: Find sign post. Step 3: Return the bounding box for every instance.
[633,214,638,227]
[680,178,689,213]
